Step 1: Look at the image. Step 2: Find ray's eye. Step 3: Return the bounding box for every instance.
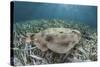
[59,31,63,33]
[72,30,78,35]
[72,30,76,33]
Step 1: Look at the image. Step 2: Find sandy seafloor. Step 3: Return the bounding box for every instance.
[12,19,97,66]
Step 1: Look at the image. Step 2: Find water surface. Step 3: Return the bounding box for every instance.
[13,1,97,28]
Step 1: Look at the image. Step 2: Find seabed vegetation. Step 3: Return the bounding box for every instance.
[12,19,97,66]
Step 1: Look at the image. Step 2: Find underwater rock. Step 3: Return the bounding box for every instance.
[33,28,81,54]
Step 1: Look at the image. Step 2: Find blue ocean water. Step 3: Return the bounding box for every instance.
[13,1,97,28]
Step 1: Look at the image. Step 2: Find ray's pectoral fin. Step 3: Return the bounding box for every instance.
[40,43,48,52]
[45,35,53,42]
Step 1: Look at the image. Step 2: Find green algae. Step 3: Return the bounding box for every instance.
[12,19,97,66]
